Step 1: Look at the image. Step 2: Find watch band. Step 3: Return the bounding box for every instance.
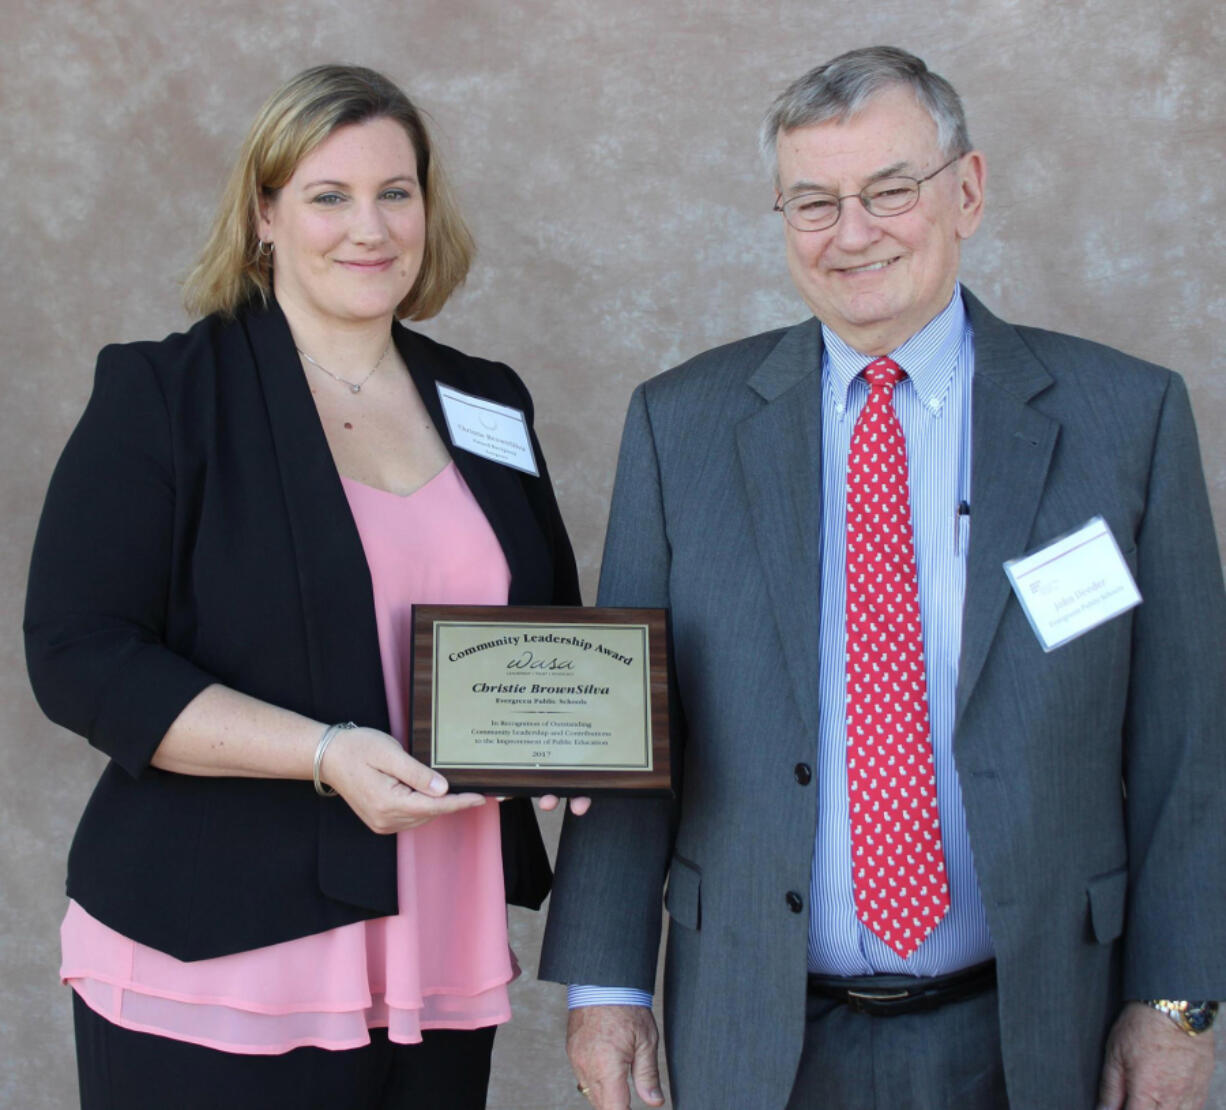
[1146,1000,1219,1036]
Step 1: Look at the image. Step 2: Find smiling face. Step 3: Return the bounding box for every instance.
[775,85,986,355]
[257,116,426,332]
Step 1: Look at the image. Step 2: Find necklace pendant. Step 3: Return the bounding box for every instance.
[350,384,362,394]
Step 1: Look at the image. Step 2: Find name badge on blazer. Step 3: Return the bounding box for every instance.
[1004,516,1141,652]
[436,383,539,476]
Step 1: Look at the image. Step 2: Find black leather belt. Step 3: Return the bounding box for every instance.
[806,960,996,1017]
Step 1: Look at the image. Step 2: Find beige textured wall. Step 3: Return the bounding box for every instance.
[2,2,1223,1107]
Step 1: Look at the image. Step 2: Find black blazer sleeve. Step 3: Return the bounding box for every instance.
[25,343,215,776]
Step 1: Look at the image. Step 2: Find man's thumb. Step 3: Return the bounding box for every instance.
[1096,1053,1125,1110]
[632,1035,664,1107]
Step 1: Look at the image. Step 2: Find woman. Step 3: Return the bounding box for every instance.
[24,64,579,1109]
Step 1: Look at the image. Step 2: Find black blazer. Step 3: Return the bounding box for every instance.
[25,300,581,961]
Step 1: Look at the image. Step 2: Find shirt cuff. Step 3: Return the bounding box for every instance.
[567,985,654,1009]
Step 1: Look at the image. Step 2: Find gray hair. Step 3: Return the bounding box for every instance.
[760,46,971,184]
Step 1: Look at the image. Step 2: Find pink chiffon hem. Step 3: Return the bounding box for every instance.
[62,463,517,1054]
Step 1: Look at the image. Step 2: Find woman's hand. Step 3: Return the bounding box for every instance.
[152,686,487,832]
[539,795,592,815]
[320,726,487,833]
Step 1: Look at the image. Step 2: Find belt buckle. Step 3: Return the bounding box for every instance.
[845,987,912,1015]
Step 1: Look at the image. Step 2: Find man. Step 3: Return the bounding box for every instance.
[539,46,1224,1110]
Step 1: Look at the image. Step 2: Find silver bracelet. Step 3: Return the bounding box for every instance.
[313,721,357,797]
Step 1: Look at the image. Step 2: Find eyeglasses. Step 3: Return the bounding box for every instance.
[773,155,963,232]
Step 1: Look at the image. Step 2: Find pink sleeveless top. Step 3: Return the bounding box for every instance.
[61,462,516,1054]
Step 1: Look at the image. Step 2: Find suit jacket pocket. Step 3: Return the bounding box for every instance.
[665,855,701,931]
[1086,866,1127,943]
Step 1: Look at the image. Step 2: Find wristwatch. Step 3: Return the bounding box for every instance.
[1146,1000,1219,1035]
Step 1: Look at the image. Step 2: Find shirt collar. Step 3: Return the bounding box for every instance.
[821,285,967,413]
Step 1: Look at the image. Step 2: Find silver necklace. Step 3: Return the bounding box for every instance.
[296,337,393,394]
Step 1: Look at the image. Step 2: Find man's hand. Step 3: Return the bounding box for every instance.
[1097,1001,1215,1110]
[568,1004,664,1109]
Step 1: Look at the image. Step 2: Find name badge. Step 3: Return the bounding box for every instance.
[436,383,539,476]
[1003,516,1141,652]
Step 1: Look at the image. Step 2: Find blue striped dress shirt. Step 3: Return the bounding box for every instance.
[809,286,993,975]
[570,287,993,1010]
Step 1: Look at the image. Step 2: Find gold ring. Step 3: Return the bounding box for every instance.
[577,1083,592,1096]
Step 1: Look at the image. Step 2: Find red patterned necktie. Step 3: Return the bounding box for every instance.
[845,356,950,959]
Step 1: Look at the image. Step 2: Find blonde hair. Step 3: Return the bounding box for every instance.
[182,65,474,320]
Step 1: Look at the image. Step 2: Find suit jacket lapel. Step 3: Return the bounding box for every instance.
[241,302,389,728]
[736,319,824,736]
[955,293,1059,727]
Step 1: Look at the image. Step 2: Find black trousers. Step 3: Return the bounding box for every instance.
[73,993,496,1110]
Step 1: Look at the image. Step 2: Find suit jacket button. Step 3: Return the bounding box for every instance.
[794,762,812,785]
[786,891,804,913]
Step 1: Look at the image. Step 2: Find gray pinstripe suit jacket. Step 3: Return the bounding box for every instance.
[540,291,1226,1109]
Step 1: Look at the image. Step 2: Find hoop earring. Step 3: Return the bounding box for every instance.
[257,240,274,258]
